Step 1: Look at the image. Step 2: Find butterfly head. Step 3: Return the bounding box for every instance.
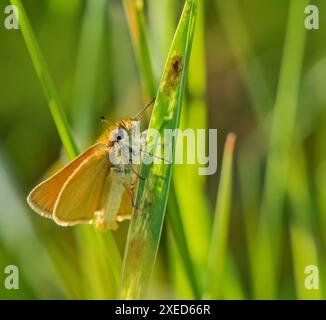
[107,119,134,147]
[104,119,143,167]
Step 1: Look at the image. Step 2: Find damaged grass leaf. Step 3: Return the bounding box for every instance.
[119,0,198,299]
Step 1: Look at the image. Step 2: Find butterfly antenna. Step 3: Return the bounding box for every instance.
[133,96,156,120]
[100,116,112,127]
[139,148,172,164]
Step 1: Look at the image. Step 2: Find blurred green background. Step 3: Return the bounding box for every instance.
[0,0,325,299]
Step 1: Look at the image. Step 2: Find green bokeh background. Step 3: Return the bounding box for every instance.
[0,0,325,299]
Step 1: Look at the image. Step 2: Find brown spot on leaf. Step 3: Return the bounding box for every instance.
[128,237,146,268]
[162,54,183,97]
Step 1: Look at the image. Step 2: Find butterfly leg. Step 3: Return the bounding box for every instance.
[119,181,138,209]
[129,183,136,208]
[127,163,145,181]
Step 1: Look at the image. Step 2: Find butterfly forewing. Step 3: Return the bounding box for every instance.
[27,143,107,218]
[53,148,110,225]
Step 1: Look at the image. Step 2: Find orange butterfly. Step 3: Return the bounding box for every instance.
[27,99,154,230]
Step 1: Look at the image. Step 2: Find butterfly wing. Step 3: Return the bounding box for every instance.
[53,148,110,226]
[116,188,133,222]
[27,143,106,218]
[95,167,137,230]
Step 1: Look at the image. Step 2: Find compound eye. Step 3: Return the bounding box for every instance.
[115,129,125,141]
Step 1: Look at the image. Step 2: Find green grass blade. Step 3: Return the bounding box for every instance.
[288,146,322,299]
[214,0,272,120]
[76,226,121,299]
[119,0,198,299]
[316,155,326,298]
[290,225,321,299]
[148,0,176,72]
[221,253,245,300]
[72,0,107,147]
[167,182,201,299]
[71,0,122,298]
[123,0,201,298]
[254,0,309,299]
[0,150,66,298]
[10,0,78,160]
[169,0,211,297]
[205,133,236,299]
[12,0,122,297]
[123,0,156,97]
[173,0,211,282]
